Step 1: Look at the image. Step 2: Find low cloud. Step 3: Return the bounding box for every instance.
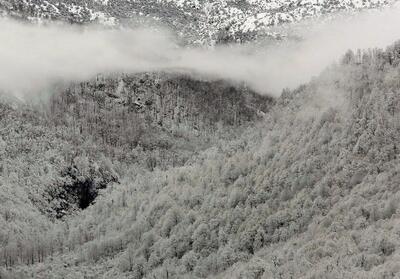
[1,5,400,98]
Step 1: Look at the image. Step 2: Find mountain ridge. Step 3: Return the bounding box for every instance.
[0,0,396,44]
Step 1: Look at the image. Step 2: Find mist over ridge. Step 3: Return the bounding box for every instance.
[1,4,400,98]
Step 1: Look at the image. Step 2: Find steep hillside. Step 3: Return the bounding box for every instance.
[4,41,400,278]
[0,72,270,270]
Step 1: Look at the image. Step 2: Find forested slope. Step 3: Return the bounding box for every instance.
[0,73,269,275]
[3,41,400,278]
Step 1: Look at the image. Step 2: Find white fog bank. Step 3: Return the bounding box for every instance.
[1,4,400,97]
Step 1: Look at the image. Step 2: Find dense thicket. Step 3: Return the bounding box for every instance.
[48,73,271,168]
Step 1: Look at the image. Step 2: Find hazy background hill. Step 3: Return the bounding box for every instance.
[0,0,395,44]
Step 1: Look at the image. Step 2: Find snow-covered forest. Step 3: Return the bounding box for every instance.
[2,39,400,278]
[2,0,400,277]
